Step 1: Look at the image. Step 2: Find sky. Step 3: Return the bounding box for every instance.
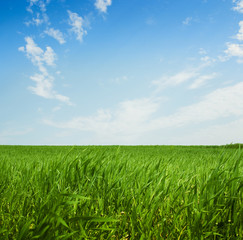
[1,0,243,145]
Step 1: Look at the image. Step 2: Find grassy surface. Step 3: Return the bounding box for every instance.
[0,145,242,239]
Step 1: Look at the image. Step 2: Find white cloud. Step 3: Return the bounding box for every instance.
[43,46,56,66]
[29,73,53,98]
[27,0,50,13]
[18,46,25,52]
[235,21,243,41]
[183,17,192,25]
[26,1,50,25]
[200,55,216,65]
[218,55,228,62]
[225,42,243,58]
[32,17,44,26]
[200,56,210,62]
[55,94,72,104]
[44,97,160,142]
[67,10,87,42]
[27,0,39,13]
[189,73,217,89]
[223,21,243,62]
[19,37,71,105]
[44,28,66,44]
[95,0,112,13]
[152,69,199,91]
[29,73,72,105]
[170,118,243,145]
[44,81,243,144]
[151,81,243,129]
[232,0,243,13]
[19,37,56,73]
[25,13,44,26]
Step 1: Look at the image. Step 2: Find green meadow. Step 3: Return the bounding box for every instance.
[0,145,242,239]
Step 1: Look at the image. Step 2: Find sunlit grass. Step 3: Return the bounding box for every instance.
[0,145,242,239]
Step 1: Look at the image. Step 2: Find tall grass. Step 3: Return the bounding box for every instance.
[0,145,242,239]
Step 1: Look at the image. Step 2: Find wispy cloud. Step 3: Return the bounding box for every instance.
[26,0,50,26]
[25,13,44,26]
[198,48,216,64]
[224,42,243,62]
[28,72,72,104]
[151,81,243,129]
[27,0,50,13]
[19,37,72,104]
[0,128,33,137]
[221,19,243,62]
[0,128,33,144]
[183,17,192,25]
[95,0,112,13]
[19,36,56,74]
[27,0,39,13]
[44,97,160,143]
[44,81,243,144]
[44,28,66,44]
[232,0,243,13]
[29,73,52,98]
[235,21,243,41]
[152,69,199,91]
[171,118,243,145]
[189,73,217,89]
[67,10,87,42]
[111,76,128,84]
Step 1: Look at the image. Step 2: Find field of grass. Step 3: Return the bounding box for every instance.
[0,145,242,239]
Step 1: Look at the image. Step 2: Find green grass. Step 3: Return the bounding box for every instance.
[0,145,242,239]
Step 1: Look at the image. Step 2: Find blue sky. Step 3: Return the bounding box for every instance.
[1,0,243,145]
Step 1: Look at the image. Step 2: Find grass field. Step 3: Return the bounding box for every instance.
[0,145,242,239]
